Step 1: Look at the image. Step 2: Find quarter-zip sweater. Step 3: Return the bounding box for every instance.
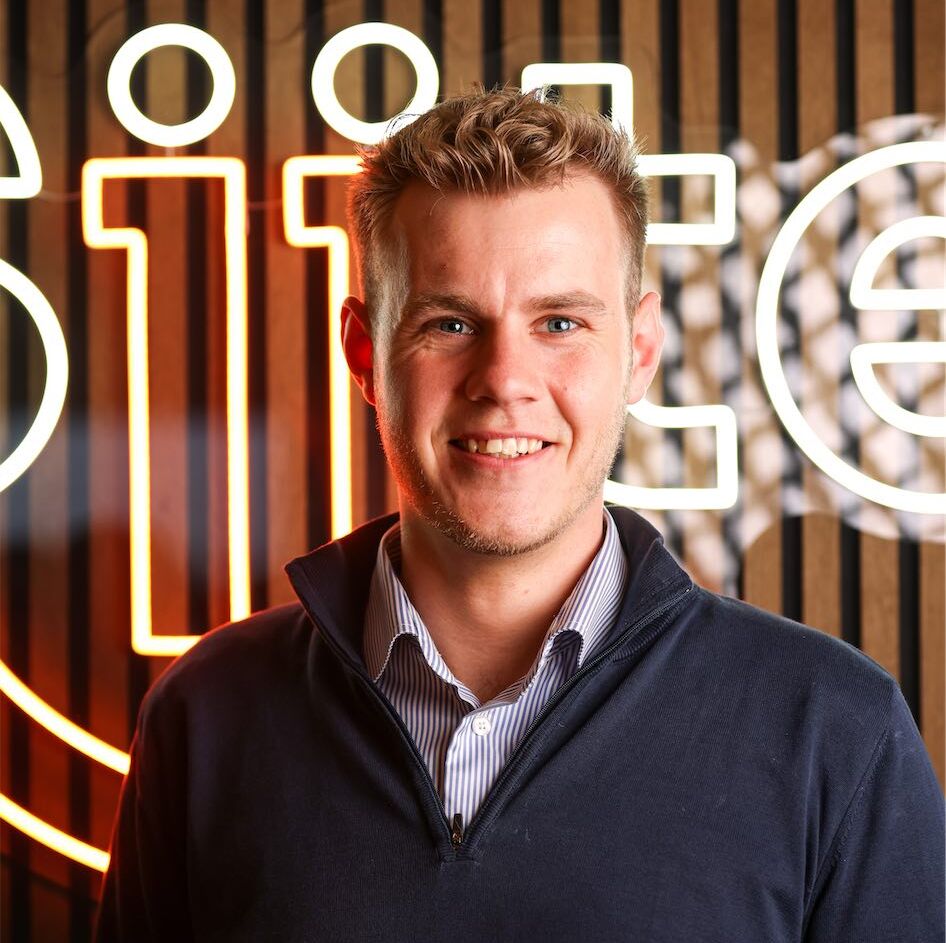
[94,507,945,943]
[364,508,628,833]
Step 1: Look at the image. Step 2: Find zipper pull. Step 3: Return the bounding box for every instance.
[451,813,464,848]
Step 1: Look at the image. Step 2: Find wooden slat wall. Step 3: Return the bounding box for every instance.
[0,1,943,938]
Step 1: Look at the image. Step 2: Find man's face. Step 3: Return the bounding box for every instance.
[349,171,661,556]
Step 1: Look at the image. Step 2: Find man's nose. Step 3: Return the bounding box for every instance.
[462,323,542,405]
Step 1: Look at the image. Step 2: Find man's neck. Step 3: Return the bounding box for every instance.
[396,503,607,703]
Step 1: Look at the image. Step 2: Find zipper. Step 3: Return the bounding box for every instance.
[312,578,692,858]
[455,583,693,853]
[451,813,464,848]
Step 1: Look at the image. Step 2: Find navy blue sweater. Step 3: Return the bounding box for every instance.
[94,507,945,942]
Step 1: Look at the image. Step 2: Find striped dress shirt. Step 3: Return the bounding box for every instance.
[363,507,629,832]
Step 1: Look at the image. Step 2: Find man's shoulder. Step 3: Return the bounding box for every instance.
[701,588,892,675]
[684,586,902,734]
[140,601,314,719]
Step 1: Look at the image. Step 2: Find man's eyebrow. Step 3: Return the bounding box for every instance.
[526,291,610,315]
[403,290,610,320]
[402,293,483,320]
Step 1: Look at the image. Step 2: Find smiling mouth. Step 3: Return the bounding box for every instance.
[448,438,553,459]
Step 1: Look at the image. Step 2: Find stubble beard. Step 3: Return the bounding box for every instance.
[374,370,633,558]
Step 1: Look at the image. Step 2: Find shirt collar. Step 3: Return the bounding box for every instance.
[363,508,629,685]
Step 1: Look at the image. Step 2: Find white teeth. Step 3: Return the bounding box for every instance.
[459,437,545,457]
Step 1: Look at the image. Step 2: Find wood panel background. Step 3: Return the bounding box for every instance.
[0,0,943,938]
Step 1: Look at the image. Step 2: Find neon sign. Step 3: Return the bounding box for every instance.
[0,21,942,875]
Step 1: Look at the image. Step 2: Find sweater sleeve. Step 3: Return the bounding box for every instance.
[802,680,945,943]
[93,683,195,942]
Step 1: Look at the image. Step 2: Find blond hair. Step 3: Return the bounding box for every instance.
[347,86,649,343]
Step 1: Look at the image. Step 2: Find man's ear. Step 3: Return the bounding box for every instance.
[626,291,664,404]
[341,296,376,406]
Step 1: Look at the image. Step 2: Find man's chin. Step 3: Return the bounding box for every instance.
[419,500,563,558]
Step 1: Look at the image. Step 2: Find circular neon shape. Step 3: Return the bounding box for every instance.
[0,259,68,493]
[107,23,235,147]
[755,140,946,515]
[311,23,439,145]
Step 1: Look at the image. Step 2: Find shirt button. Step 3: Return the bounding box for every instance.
[472,714,492,736]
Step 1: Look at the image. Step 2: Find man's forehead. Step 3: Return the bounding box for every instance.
[391,171,622,230]
[390,182,625,275]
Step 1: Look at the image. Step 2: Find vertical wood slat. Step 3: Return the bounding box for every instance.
[913,0,943,117]
[203,1,247,636]
[84,0,133,911]
[66,0,94,932]
[560,0,601,114]
[798,0,841,637]
[246,0,270,613]
[678,0,723,591]
[620,1,666,542]
[322,0,366,532]
[855,0,900,680]
[145,0,190,644]
[23,1,70,937]
[737,0,782,615]
[502,0,541,82]
[920,542,944,787]
[442,0,481,95]
[264,0,308,607]
[914,0,945,786]
[384,0,424,119]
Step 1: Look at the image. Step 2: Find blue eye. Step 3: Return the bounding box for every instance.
[437,319,469,334]
[546,317,577,333]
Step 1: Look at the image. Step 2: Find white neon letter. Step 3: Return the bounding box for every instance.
[520,62,634,136]
[636,153,737,246]
[107,24,235,147]
[311,23,439,145]
[756,140,946,514]
[0,261,68,492]
[605,399,739,510]
[849,215,946,312]
[0,84,41,197]
[850,341,946,438]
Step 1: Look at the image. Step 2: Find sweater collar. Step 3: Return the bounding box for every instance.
[284,505,692,680]
[363,508,629,685]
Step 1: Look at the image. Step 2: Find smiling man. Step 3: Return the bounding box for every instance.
[95,88,943,942]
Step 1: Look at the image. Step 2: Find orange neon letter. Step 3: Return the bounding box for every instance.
[82,157,251,656]
[282,155,361,539]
